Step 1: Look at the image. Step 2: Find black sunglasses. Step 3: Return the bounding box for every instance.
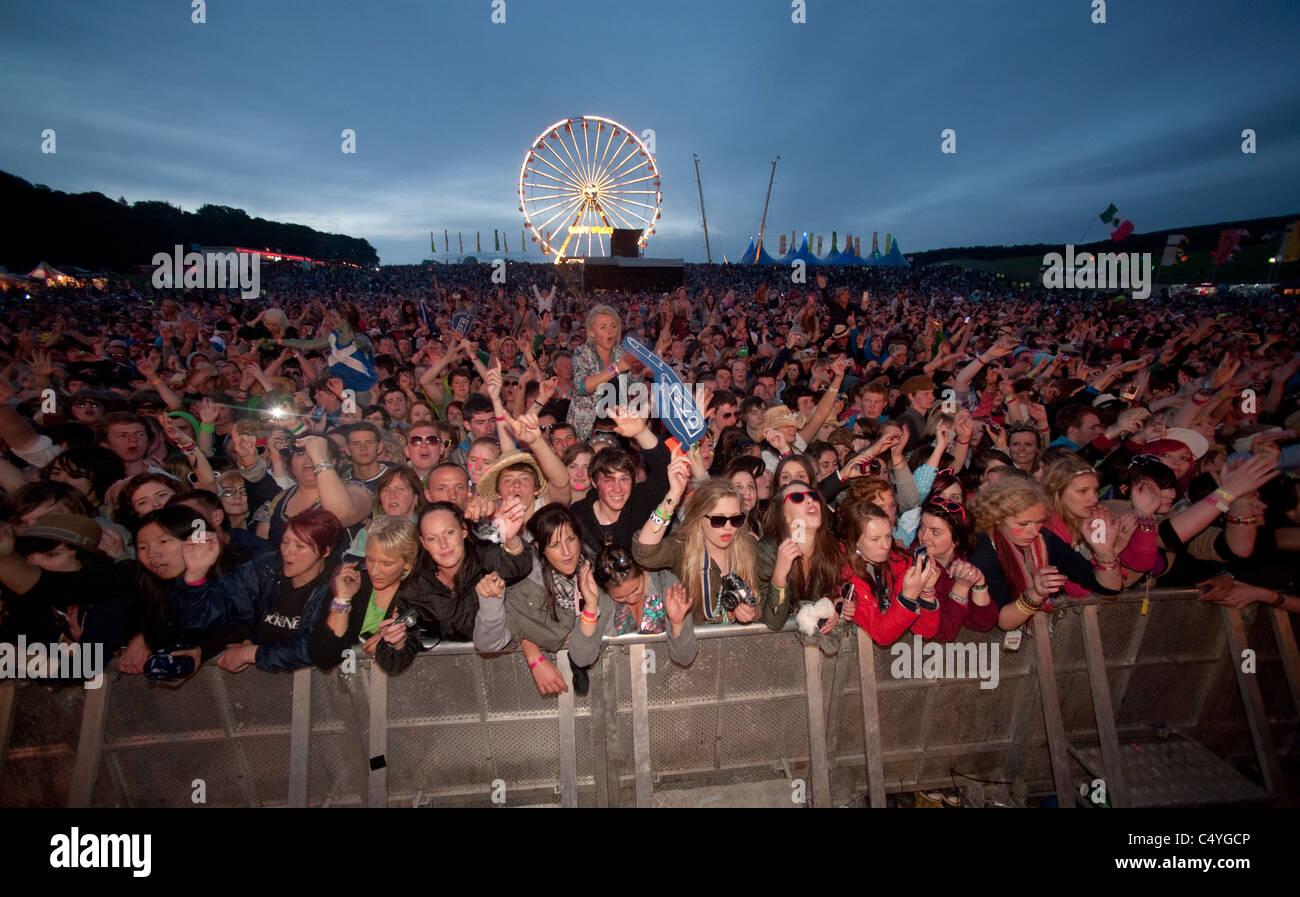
[706,514,747,529]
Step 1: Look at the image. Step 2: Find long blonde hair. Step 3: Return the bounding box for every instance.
[672,478,758,621]
[1040,453,1099,543]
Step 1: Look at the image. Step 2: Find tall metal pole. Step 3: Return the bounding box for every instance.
[756,154,780,263]
[693,154,712,264]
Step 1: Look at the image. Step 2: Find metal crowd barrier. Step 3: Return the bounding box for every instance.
[1,589,1297,808]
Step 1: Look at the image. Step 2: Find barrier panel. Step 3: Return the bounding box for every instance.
[1,590,1296,808]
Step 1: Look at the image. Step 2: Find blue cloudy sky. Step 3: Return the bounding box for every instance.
[1,0,1297,264]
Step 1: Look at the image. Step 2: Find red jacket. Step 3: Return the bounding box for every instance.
[846,549,938,646]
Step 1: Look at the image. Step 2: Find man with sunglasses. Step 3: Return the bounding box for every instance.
[404,423,447,483]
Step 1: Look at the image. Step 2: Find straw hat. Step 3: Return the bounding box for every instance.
[476,450,548,499]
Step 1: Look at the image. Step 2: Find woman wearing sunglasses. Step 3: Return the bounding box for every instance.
[632,459,761,626]
[568,544,697,669]
[914,497,998,642]
[757,482,848,635]
[837,498,939,645]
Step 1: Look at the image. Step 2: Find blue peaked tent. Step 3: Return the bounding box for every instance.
[822,232,859,265]
[786,234,821,267]
[739,238,780,265]
[879,237,909,267]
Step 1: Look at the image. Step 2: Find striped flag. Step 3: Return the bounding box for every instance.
[1211,228,1249,264]
[1281,221,1300,263]
[1100,203,1135,241]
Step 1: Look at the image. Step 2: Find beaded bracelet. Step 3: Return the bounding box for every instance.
[1015,595,1042,616]
[330,598,352,614]
[1225,515,1261,526]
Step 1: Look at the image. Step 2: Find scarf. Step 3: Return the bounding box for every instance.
[994,529,1051,610]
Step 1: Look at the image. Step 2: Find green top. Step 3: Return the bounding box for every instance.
[360,589,387,639]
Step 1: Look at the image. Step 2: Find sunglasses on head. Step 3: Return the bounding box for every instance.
[602,549,636,571]
[927,496,967,521]
[783,489,821,505]
[706,513,747,529]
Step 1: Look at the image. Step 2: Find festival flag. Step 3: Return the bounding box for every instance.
[854,236,861,256]
[1099,203,1135,240]
[831,231,838,253]
[444,229,449,252]
[477,232,481,253]
[885,234,892,254]
[871,232,879,256]
[779,235,787,255]
[504,232,509,254]
[523,230,527,253]
[431,231,435,254]
[816,235,823,255]
[1159,234,1189,266]
[418,297,431,330]
[458,232,463,253]
[1280,221,1300,263]
[494,229,500,252]
[1211,228,1249,264]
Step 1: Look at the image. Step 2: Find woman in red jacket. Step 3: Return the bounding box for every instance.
[838,499,939,645]
[914,497,998,641]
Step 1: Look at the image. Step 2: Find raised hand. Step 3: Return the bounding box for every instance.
[610,405,649,438]
[196,397,219,424]
[492,495,527,543]
[665,453,692,500]
[332,560,363,603]
[664,583,691,626]
[773,537,801,585]
[181,531,221,582]
[476,571,506,601]
[504,411,542,446]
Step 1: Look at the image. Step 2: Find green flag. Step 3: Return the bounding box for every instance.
[1099,203,1119,224]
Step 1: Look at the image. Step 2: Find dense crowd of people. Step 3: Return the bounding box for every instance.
[1,258,1297,705]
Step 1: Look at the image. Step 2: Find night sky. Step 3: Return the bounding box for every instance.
[2,0,1296,263]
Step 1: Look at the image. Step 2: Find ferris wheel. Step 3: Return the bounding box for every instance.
[518,115,662,262]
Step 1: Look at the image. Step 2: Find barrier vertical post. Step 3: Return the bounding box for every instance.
[854,630,886,807]
[556,649,578,808]
[1222,606,1289,805]
[288,666,312,808]
[68,675,112,808]
[368,663,388,808]
[1270,608,1300,719]
[1031,613,1074,807]
[1080,604,1130,808]
[802,644,832,807]
[629,644,653,807]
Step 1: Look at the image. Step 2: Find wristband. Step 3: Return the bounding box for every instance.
[494,415,505,422]
[528,654,546,670]
[608,363,619,378]
[1270,590,1287,607]
[199,422,215,434]
[184,577,207,587]
[956,439,970,445]
[971,583,989,592]
[1225,515,1261,526]
[330,598,352,614]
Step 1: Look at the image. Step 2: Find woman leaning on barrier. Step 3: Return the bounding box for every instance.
[567,543,697,669]
[475,503,591,697]
[838,498,937,645]
[632,460,762,626]
[173,507,344,673]
[417,497,531,642]
[757,481,849,635]
[911,497,998,642]
[967,477,1122,633]
[1041,453,1163,589]
[310,515,436,675]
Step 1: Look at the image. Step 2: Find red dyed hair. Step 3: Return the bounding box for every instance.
[285,507,343,557]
